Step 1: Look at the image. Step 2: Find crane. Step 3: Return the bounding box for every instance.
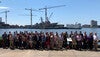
[0,10,10,24]
[40,17,44,23]
[25,8,42,27]
[39,5,66,22]
[48,12,53,20]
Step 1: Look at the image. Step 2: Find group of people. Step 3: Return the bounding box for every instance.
[1,31,99,51]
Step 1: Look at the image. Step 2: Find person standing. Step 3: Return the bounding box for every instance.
[50,32,54,50]
[32,33,37,49]
[45,32,50,50]
[58,33,63,49]
[83,32,88,50]
[54,32,59,49]
[87,32,93,50]
[62,32,68,49]
[69,31,74,49]
[14,34,19,49]
[41,33,46,49]
[18,32,23,49]
[29,33,33,49]
[13,32,18,48]
[2,32,8,49]
[8,32,14,49]
[93,33,98,51]
[76,34,82,50]
[35,32,40,50]
[72,31,77,49]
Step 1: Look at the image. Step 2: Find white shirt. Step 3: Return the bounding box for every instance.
[93,35,98,41]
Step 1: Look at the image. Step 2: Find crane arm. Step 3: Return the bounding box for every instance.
[19,14,37,16]
[48,12,53,19]
[25,8,43,12]
[39,5,66,10]
[39,8,46,10]
[0,10,10,14]
[25,8,31,10]
[47,5,66,9]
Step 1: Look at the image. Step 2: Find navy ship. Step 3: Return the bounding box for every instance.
[33,17,65,29]
[32,17,82,29]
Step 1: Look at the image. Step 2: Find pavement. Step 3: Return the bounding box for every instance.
[0,48,100,57]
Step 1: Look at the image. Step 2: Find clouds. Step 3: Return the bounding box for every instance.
[0,6,9,10]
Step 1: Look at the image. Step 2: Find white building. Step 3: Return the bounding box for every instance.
[66,22,81,29]
[91,20,97,27]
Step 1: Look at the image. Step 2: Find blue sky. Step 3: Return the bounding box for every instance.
[0,0,100,26]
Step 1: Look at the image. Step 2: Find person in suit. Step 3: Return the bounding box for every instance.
[87,32,93,50]
[2,32,8,49]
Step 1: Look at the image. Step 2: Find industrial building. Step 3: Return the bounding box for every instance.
[91,20,98,27]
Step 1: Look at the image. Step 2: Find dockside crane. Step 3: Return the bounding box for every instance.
[39,5,66,22]
[25,8,42,27]
[0,10,10,24]
[48,12,53,20]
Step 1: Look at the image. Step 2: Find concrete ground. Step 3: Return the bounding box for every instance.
[0,48,100,57]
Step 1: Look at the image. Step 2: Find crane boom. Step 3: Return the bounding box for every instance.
[25,8,43,12]
[38,5,66,22]
[39,5,66,10]
[48,12,53,20]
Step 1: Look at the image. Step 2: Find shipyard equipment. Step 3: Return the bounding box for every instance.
[0,10,10,24]
[39,5,66,22]
[25,8,42,27]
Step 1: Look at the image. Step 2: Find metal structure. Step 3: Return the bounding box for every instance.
[39,5,66,22]
[40,17,44,23]
[48,12,53,20]
[25,8,42,27]
[0,10,10,24]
